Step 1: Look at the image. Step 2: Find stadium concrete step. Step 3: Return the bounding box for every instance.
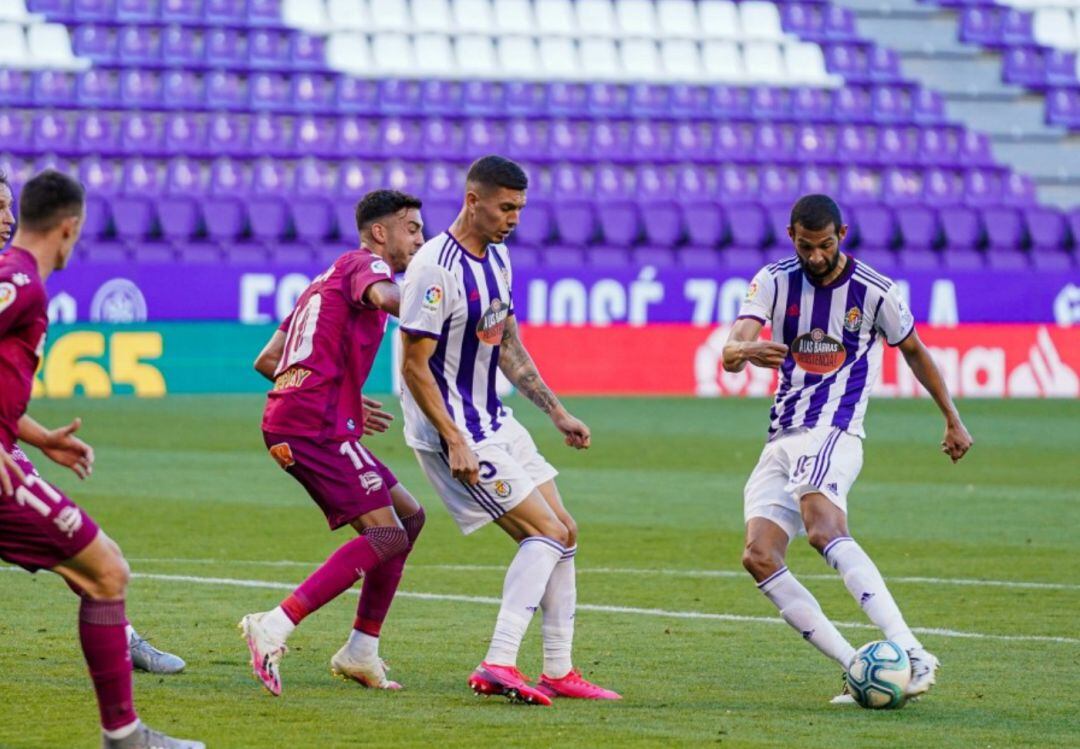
[901,54,1023,97]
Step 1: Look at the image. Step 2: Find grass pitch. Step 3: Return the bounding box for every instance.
[1,395,1077,749]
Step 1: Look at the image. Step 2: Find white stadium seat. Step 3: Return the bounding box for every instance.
[579,37,621,79]
[0,22,28,68]
[657,0,699,39]
[783,41,833,85]
[412,32,455,75]
[620,37,662,79]
[455,33,497,75]
[0,0,36,23]
[368,0,410,31]
[496,35,539,77]
[739,1,784,41]
[492,0,534,34]
[282,0,329,33]
[535,0,575,35]
[372,33,416,75]
[743,41,785,82]
[538,35,580,78]
[661,39,704,80]
[576,0,618,37]
[327,0,368,30]
[616,0,658,38]
[411,0,452,32]
[699,0,740,40]
[701,40,743,80]
[327,31,374,74]
[1032,9,1078,50]
[453,0,495,33]
[28,22,90,70]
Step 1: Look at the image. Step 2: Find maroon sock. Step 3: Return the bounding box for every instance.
[355,508,425,636]
[79,598,137,731]
[280,528,409,625]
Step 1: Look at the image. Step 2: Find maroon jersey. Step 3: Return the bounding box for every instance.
[261,249,394,441]
[0,248,47,450]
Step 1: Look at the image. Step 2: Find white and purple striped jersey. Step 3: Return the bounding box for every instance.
[399,231,515,451]
[738,256,914,440]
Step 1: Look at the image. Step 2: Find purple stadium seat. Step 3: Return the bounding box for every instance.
[587,247,633,268]
[898,248,941,271]
[291,74,335,113]
[79,156,120,194]
[121,158,163,196]
[852,205,895,250]
[544,246,586,268]
[292,197,334,243]
[290,32,325,70]
[682,202,726,247]
[546,84,586,117]
[728,203,770,249]
[597,203,640,247]
[77,112,118,155]
[162,25,204,66]
[205,28,246,68]
[203,198,247,241]
[751,88,791,121]
[71,25,115,63]
[207,112,250,156]
[631,246,677,268]
[463,81,505,118]
[917,127,957,167]
[941,249,985,271]
[164,113,206,156]
[206,71,248,110]
[922,168,963,207]
[799,165,840,197]
[825,5,858,40]
[939,206,983,250]
[964,168,1004,206]
[294,116,336,158]
[73,0,115,20]
[1023,207,1067,252]
[204,0,247,24]
[120,70,163,108]
[640,203,682,246]
[112,197,157,241]
[336,77,379,115]
[160,70,204,110]
[760,166,799,206]
[631,85,671,118]
[76,69,119,107]
[420,118,463,160]
[249,73,290,111]
[1001,8,1033,45]
[590,121,630,163]
[1045,51,1078,87]
[897,206,939,250]
[161,0,202,24]
[177,243,223,264]
[871,85,913,124]
[157,197,202,242]
[717,247,765,271]
[504,118,547,161]
[32,112,74,154]
[782,3,825,39]
[553,202,596,246]
[508,245,541,269]
[839,166,882,206]
[83,242,129,264]
[677,247,724,270]
[0,113,29,155]
[514,201,552,245]
[505,82,545,116]
[421,200,459,239]
[420,80,464,115]
[380,117,423,159]
[423,162,459,201]
[982,207,1025,252]
[913,88,947,125]
[791,87,831,123]
[0,70,32,107]
[1002,173,1037,207]
[118,24,160,64]
[248,30,288,69]
[1047,88,1080,128]
[295,158,335,197]
[380,79,424,115]
[32,71,75,107]
[121,112,163,156]
[837,125,874,165]
[164,158,202,195]
[335,200,358,243]
[1003,48,1045,87]
[339,161,380,197]
[549,120,590,162]
[715,123,751,162]
[755,124,796,164]
[81,195,112,240]
[851,248,897,274]
[959,7,1001,45]
[594,164,634,200]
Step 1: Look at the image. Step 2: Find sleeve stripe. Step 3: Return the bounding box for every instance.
[736,314,767,324]
[400,326,440,340]
[887,324,915,348]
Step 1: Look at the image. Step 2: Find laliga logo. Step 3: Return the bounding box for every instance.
[90,278,148,323]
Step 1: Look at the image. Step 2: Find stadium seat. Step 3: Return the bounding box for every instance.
[493,0,534,34]
[327,0,367,30]
[453,0,495,33]
[620,39,662,80]
[413,0,452,33]
[535,0,575,35]
[579,38,621,80]
[702,41,744,80]
[699,0,740,40]
[616,0,657,38]
[281,0,329,34]
[538,36,580,79]
[576,0,617,36]
[413,33,454,76]
[657,0,698,39]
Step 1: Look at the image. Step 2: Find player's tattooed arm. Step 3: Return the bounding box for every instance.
[723,318,788,372]
[499,316,591,449]
[254,330,286,381]
[498,315,560,415]
[364,280,401,317]
[898,330,973,463]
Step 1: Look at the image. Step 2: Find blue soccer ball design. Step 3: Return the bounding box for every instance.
[846,640,911,709]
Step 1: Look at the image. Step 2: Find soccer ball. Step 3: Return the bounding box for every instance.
[846,640,911,709]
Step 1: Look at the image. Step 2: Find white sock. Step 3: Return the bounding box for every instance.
[540,545,577,678]
[103,720,140,740]
[484,536,564,666]
[124,624,136,643]
[344,629,379,660]
[261,606,296,643]
[759,567,857,668]
[824,537,922,652]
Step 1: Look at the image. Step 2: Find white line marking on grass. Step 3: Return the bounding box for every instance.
[126,557,1080,592]
[11,567,1070,645]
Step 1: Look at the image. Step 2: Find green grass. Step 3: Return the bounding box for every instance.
[1,396,1078,749]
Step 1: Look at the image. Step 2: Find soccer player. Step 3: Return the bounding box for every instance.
[240,190,428,695]
[0,170,203,748]
[723,194,974,703]
[399,156,620,706]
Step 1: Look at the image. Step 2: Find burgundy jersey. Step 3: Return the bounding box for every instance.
[261,249,394,441]
[0,248,48,450]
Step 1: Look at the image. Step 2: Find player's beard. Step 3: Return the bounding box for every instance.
[800,251,841,280]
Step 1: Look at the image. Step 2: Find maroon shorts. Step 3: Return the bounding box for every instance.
[263,431,398,530]
[0,446,101,572]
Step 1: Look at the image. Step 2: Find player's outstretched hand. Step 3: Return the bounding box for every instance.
[744,341,789,369]
[448,440,480,485]
[41,418,95,480]
[942,419,973,463]
[362,396,394,436]
[553,410,591,450]
[0,445,28,497]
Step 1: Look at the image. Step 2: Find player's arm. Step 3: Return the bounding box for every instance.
[897,330,973,463]
[254,329,286,381]
[499,315,590,449]
[401,332,480,484]
[722,318,789,372]
[364,280,401,317]
[17,414,94,479]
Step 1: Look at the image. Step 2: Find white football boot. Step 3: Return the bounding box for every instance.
[330,644,401,690]
[905,647,940,699]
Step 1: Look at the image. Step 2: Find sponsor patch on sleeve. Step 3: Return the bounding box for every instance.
[422,284,443,312]
[0,282,17,314]
[371,259,391,277]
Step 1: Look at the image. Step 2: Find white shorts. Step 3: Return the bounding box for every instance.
[743,425,863,539]
[414,416,559,535]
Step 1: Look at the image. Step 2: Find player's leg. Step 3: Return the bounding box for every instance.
[333,481,426,689]
[54,534,203,749]
[525,480,620,701]
[743,438,857,670]
[801,492,938,696]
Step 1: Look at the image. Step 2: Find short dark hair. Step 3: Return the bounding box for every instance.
[0,170,8,188]
[466,155,528,192]
[354,189,422,232]
[18,169,85,232]
[790,194,843,233]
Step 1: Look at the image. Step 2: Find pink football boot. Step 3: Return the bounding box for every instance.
[468,662,553,706]
[537,669,622,700]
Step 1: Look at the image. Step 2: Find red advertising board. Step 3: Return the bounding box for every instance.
[518,324,1080,398]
